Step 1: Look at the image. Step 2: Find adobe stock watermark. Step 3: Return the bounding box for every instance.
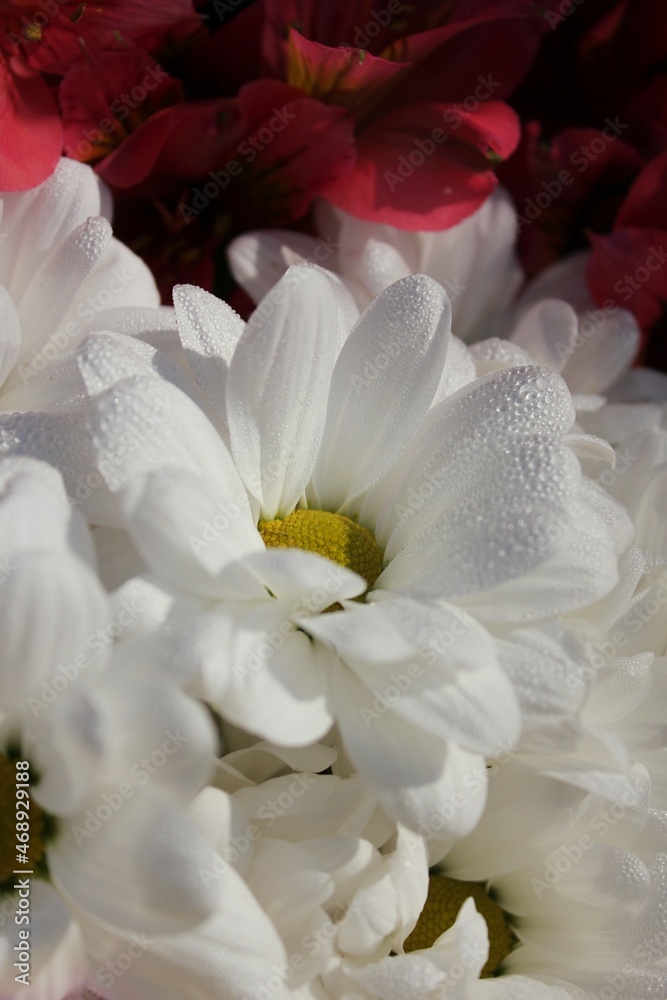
[188,492,249,555]
[339,0,404,49]
[545,0,586,30]
[516,117,629,231]
[530,784,640,897]
[358,618,474,728]
[233,562,353,682]
[179,107,297,223]
[5,0,72,47]
[64,64,170,163]
[197,772,318,886]
[16,262,146,384]
[383,74,501,193]
[255,901,361,999]
[570,571,667,683]
[27,594,150,717]
[70,729,193,846]
[94,934,154,990]
[414,741,519,844]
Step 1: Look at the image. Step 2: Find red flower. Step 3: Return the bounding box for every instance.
[587,153,667,344]
[0,0,199,190]
[80,0,551,236]
[240,0,549,229]
[500,121,642,276]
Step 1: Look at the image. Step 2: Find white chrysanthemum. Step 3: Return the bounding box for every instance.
[0,158,159,414]
[68,265,629,836]
[0,158,178,528]
[0,458,220,999]
[66,755,575,1000]
[428,750,667,999]
[228,189,522,344]
[228,202,641,399]
[496,251,641,397]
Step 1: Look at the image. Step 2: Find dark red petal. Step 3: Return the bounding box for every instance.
[323,100,519,230]
[0,61,62,191]
[615,152,667,232]
[587,227,667,332]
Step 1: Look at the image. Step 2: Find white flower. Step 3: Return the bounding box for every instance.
[0,158,159,414]
[228,189,522,343]
[504,251,641,396]
[72,265,627,837]
[227,200,642,400]
[0,458,220,999]
[0,158,176,528]
[433,752,667,999]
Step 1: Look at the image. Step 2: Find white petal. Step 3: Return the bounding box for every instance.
[563,308,640,393]
[516,251,591,314]
[86,375,236,500]
[80,303,181,354]
[376,365,575,553]
[249,546,365,609]
[123,468,262,600]
[66,232,160,322]
[18,216,112,358]
[330,664,487,834]
[496,624,590,729]
[0,549,109,709]
[49,793,219,934]
[173,282,244,420]
[336,216,415,297]
[1,159,103,303]
[233,772,377,841]
[227,264,340,516]
[432,334,476,403]
[469,337,535,377]
[78,329,199,401]
[87,861,291,1000]
[312,274,451,511]
[220,741,338,787]
[0,285,21,387]
[0,881,86,1000]
[419,187,523,342]
[443,764,585,880]
[0,408,123,526]
[510,298,578,372]
[186,604,334,745]
[0,455,74,552]
[227,230,323,301]
[307,599,519,754]
[348,897,488,999]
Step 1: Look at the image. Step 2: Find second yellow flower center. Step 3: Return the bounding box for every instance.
[258,510,384,591]
[404,875,515,976]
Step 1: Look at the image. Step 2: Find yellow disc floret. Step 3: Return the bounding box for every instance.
[0,755,49,888]
[404,875,514,976]
[259,509,384,591]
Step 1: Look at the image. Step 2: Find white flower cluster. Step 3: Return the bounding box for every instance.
[0,161,665,1000]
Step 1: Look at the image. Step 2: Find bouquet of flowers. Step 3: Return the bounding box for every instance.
[1,2,667,998]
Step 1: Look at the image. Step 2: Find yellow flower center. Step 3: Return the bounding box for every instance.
[404,875,514,976]
[258,510,384,591]
[0,755,51,890]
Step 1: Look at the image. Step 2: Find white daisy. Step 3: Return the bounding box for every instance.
[0,158,177,530]
[227,189,523,344]
[0,158,159,415]
[227,200,641,400]
[0,458,220,999]
[70,265,628,836]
